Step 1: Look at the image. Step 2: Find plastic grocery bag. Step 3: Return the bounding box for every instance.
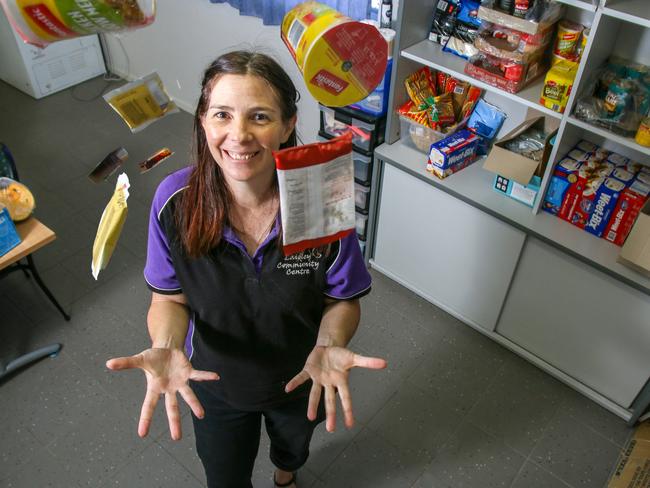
[91,173,129,280]
[274,133,355,256]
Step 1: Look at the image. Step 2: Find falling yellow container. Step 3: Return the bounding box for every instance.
[281,1,388,107]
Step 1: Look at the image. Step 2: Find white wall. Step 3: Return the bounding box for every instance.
[103,0,320,143]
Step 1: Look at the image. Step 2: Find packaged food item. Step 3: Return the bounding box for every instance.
[429,0,460,45]
[274,133,355,256]
[604,179,650,245]
[0,204,21,257]
[635,117,650,147]
[429,92,456,129]
[88,147,129,183]
[467,98,507,154]
[104,73,179,133]
[465,49,545,93]
[554,20,583,57]
[281,2,387,107]
[92,173,129,280]
[426,128,479,179]
[404,67,437,108]
[477,0,564,35]
[575,27,589,58]
[443,0,481,60]
[540,60,578,113]
[139,148,173,173]
[0,177,35,221]
[0,0,155,47]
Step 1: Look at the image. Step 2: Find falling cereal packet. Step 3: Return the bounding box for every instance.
[103,73,179,133]
[274,132,355,256]
[92,173,130,280]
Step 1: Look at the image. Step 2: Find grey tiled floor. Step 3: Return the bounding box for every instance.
[0,77,633,488]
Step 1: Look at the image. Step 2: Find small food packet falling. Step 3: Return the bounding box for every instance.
[92,173,130,280]
[274,133,355,256]
[103,73,179,133]
[139,148,173,173]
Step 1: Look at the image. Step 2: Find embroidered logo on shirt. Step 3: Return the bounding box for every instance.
[276,249,322,276]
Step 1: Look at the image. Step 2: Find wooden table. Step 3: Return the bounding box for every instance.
[0,218,56,269]
[0,217,66,379]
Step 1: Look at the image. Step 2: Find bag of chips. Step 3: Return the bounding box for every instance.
[274,133,355,256]
[92,173,129,279]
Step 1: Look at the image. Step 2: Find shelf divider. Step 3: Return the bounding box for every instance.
[602,0,650,29]
[567,116,650,158]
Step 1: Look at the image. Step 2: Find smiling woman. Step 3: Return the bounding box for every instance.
[105,50,386,488]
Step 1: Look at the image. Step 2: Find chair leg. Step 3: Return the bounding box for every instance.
[25,255,71,321]
[0,343,62,380]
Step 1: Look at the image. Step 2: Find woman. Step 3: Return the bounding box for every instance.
[106,51,386,488]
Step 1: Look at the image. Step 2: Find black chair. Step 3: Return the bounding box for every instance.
[0,142,67,380]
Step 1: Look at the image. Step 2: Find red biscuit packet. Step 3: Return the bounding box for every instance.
[274,133,355,256]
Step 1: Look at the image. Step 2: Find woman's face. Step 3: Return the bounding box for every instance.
[201,74,296,186]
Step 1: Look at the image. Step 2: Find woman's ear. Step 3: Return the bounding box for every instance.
[282,114,298,143]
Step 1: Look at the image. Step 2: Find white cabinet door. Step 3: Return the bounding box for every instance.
[373,164,526,331]
[496,237,650,408]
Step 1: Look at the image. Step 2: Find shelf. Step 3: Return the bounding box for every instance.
[401,40,562,120]
[602,0,650,29]
[375,139,650,295]
[567,116,650,158]
[556,0,598,12]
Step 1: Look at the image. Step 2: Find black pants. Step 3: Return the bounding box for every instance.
[191,382,325,488]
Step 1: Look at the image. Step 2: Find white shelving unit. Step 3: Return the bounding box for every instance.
[371,0,650,423]
[602,0,650,29]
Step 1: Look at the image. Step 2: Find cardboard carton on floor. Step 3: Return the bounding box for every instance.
[607,421,650,488]
[483,116,559,207]
[618,199,650,277]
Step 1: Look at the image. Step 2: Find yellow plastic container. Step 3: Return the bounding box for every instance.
[540,60,578,114]
[281,1,387,107]
[635,117,650,147]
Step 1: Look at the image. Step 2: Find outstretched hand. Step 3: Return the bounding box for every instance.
[106,348,219,440]
[285,346,386,432]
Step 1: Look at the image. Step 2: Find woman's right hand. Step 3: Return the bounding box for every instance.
[106,348,219,440]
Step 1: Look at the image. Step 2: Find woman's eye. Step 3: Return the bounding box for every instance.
[213,111,228,119]
[253,113,269,122]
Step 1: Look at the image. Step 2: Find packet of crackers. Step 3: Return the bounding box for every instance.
[274,133,355,256]
[104,73,179,133]
[92,173,129,280]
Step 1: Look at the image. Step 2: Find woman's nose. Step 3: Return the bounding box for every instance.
[230,118,252,142]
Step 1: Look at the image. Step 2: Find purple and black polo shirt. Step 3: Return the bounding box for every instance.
[144,167,371,409]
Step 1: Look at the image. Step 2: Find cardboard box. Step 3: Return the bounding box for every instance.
[618,199,650,277]
[427,129,479,179]
[607,421,650,488]
[483,116,559,206]
[604,179,650,246]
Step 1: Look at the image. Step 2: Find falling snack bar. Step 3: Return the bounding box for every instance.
[139,148,173,173]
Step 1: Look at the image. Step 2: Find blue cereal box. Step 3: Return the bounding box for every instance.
[0,207,21,257]
[426,129,479,179]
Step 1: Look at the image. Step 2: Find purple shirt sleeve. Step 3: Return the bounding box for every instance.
[143,170,189,294]
[324,231,371,299]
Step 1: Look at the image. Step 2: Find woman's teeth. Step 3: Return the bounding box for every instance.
[228,151,257,160]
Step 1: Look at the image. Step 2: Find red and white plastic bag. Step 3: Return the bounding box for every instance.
[274,133,355,256]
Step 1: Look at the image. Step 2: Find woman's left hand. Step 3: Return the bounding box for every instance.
[285,346,387,432]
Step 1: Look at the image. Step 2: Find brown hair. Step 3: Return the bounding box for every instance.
[177,51,299,257]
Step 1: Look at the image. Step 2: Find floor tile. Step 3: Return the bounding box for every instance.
[2,444,81,488]
[367,383,463,462]
[415,421,526,488]
[407,324,507,414]
[101,442,203,488]
[320,427,425,488]
[510,461,572,488]
[466,352,564,456]
[529,409,623,487]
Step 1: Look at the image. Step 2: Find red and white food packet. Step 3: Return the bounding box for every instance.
[274,133,355,256]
